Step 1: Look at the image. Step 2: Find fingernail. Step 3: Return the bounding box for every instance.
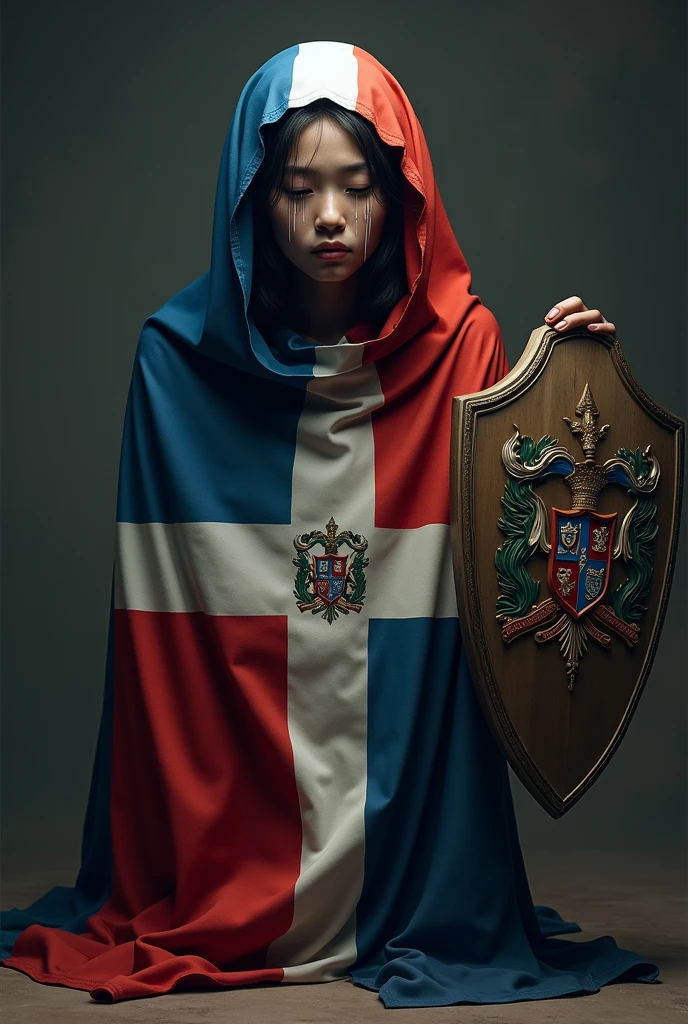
[546,307,560,320]
[588,323,599,330]
[554,319,567,330]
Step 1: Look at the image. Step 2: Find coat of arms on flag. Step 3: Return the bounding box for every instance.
[495,383,660,690]
[293,516,369,623]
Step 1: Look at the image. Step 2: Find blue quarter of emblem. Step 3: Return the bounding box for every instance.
[556,516,584,559]
[583,565,606,602]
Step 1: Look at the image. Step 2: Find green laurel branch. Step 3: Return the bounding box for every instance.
[616,446,650,480]
[293,549,312,605]
[348,551,369,605]
[495,434,553,619]
[611,495,658,623]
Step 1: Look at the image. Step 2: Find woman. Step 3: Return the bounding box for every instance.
[1,41,656,1007]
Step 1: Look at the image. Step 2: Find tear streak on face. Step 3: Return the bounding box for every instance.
[267,118,389,283]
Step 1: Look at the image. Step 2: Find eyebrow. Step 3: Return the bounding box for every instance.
[284,161,370,175]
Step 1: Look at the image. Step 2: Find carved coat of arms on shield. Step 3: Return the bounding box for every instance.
[496,384,659,690]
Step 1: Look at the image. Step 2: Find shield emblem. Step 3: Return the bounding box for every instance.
[548,508,617,618]
[312,553,348,604]
[450,326,684,817]
[559,520,580,551]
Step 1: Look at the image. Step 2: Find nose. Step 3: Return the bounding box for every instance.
[314,188,346,233]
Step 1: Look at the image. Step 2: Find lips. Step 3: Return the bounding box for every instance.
[311,243,351,262]
[312,243,350,252]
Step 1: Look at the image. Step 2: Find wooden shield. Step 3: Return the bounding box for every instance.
[451,327,684,817]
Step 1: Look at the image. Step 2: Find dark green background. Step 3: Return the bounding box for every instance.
[2,1,685,866]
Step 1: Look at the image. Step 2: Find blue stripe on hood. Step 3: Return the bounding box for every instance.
[140,43,318,380]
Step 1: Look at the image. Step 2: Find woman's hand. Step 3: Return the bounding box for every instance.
[544,296,616,335]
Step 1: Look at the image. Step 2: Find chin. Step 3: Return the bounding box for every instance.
[305,265,359,283]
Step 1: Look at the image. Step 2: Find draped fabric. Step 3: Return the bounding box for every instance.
[2,41,658,1006]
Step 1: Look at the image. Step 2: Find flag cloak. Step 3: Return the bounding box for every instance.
[1,41,658,1006]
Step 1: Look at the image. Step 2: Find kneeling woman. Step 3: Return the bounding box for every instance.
[1,41,655,1008]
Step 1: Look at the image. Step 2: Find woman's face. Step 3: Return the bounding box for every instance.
[267,117,389,283]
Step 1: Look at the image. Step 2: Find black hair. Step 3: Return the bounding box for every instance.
[248,99,408,335]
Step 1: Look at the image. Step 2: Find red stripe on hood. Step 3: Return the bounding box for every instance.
[351,46,509,528]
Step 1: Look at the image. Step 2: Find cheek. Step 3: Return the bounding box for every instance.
[268,198,313,258]
[268,202,290,245]
[367,199,389,251]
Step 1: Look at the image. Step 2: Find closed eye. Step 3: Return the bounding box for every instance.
[281,186,374,196]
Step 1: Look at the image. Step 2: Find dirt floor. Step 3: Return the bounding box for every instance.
[1,848,685,1023]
